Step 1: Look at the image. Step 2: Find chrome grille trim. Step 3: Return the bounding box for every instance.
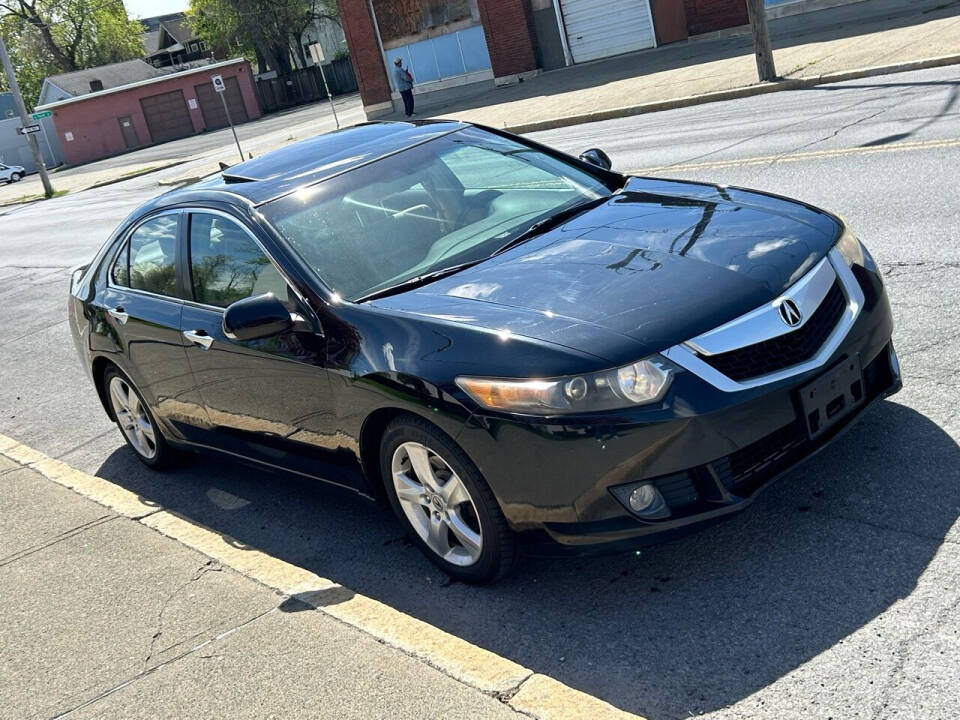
[663,248,864,392]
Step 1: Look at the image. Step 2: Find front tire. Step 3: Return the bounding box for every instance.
[104,367,172,469]
[10,172,21,183]
[380,415,516,584]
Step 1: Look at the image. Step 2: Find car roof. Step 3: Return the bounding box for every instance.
[149,120,469,211]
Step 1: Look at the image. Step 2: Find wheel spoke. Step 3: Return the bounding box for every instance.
[439,473,470,507]
[446,511,482,553]
[406,444,439,492]
[394,471,425,505]
[139,419,156,444]
[109,382,128,413]
[427,512,451,557]
[127,389,141,416]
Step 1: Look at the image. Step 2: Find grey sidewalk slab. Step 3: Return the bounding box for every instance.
[68,601,520,720]
[0,465,521,719]
[0,462,109,561]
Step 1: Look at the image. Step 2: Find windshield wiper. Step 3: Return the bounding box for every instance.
[490,196,611,258]
[356,259,483,303]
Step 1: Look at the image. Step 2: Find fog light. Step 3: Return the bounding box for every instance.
[610,481,671,520]
[629,484,658,512]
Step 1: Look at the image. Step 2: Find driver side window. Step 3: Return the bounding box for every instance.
[188,213,288,308]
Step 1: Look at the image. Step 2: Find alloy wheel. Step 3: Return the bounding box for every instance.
[391,441,483,566]
[108,376,158,459]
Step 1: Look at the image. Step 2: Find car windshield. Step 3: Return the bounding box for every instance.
[260,127,613,301]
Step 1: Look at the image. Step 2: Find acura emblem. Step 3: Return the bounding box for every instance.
[778,299,803,327]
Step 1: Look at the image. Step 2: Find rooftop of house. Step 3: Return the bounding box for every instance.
[43,59,166,99]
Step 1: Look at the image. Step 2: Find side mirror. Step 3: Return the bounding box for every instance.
[579,148,612,171]
[223,293,293,341]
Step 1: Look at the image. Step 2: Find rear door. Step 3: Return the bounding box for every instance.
[92,211,210,438]
[178,210,360,488]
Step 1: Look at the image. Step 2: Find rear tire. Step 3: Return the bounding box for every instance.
[103,366,172,469]
[380,415,516,584]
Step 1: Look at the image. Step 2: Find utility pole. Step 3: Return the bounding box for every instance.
[0,33,54,198]
[745,0,777,82]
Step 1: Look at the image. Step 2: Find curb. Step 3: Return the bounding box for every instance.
[0,431,645,720]
[86,160,186,190]
[505,54,960,134]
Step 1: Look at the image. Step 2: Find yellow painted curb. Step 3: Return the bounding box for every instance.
[142,509,532,693]
[0,431,644,717]
[323,592,531,694]
[509,674,645,720]
[0,434,157,519]
[142,510,338,596]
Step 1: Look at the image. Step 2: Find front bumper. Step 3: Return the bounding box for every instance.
[456,258,899,551]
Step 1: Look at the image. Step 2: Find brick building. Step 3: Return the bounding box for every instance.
[36,59,260,166]
[337,0,752,118]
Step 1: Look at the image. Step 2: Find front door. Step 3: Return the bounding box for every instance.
[91,211,210,440]
[118,116,140,149]
[178,211,360,488]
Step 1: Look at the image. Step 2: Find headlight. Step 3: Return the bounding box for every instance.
[456,356,675,415]
[835,228,865,268]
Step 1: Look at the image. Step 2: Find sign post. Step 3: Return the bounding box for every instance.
[212,74,244,163]
[0,34,54,197]
[308,43,340,129]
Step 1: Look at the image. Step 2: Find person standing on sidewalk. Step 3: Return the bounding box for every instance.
[394,58,415,117]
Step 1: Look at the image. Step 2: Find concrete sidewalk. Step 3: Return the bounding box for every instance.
[389,0,960,131]
[0,454,524,719]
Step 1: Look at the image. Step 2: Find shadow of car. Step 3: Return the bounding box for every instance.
[95,398,958,717]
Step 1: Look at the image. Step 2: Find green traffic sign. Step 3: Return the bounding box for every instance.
[31,110,51,120]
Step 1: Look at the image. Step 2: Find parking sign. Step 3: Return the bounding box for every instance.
[211,74,226,93]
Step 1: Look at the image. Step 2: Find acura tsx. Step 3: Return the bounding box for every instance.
[68,121,900,582]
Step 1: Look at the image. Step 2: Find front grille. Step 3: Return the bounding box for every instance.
[712,421,808,491]
[700,281,847,381]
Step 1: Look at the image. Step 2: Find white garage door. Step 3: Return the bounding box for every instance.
[559,0,656,64]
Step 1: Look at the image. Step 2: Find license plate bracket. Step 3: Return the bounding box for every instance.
[798,355,865,439]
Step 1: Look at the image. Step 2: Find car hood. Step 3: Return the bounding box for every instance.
[372,178,843,365]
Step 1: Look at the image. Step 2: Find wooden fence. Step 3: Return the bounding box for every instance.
[255,57,358,114]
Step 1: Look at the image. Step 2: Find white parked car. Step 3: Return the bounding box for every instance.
[0,163,25,183]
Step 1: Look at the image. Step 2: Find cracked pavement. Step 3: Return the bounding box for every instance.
[0,65,958,718]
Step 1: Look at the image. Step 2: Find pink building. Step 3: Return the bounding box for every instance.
[36,59,261,166]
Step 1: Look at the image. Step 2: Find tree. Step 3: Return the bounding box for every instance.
[188,0,339,79]
[0,0,144,104]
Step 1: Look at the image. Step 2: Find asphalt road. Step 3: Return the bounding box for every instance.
[1,65,958,719]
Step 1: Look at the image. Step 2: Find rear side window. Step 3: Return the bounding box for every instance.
[110,243,130,286]
[188,214,286,308]
[110,215,179,296]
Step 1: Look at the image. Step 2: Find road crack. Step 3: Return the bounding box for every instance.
[142,559,223,671]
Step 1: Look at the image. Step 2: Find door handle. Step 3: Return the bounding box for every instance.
[183,329,214,350]
[107,306,129,325]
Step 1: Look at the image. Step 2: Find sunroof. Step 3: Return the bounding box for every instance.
[217,121,463,184]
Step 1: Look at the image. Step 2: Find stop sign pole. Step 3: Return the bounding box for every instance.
[212,74,244,163]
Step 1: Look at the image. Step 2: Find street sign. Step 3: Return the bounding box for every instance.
[211,74,226,93]
[308,43,325,65]
[17,124,41,135]
[31,110,51,120]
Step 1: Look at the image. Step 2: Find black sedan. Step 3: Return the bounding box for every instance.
[68,121,900,583]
